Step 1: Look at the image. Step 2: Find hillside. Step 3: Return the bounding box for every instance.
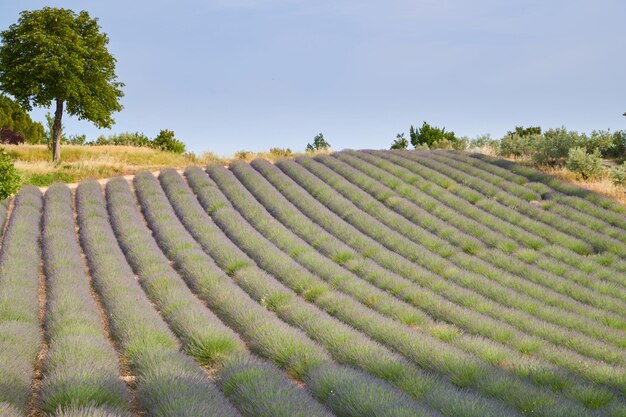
[1,149,625,417]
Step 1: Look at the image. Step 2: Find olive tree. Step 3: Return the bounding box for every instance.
[0,7,124,162]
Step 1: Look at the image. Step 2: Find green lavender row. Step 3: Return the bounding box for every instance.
[40,184,130,416]
[471,153,626,218]
[424,151,626,254]
[325,152,626,321]
[338,150,626,309]
[76,180,240,417]
[171,167,517,417]
[190,165,599,417]
[0,186,43,415]
[231,159,626,397]
[362,151,626,290]
[437,151,626,242]
[404,151,626,258]
[105,176,333,417]
[282,156,626,363]
[136,170,433,417]
[249,158,626,393]
[299,154,626,345]
[216,160,624,411]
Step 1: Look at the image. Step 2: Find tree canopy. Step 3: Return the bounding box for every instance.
[0,95,44,144]
[409,122,458,148]
[306,133,330,152]
[0,7,124,162]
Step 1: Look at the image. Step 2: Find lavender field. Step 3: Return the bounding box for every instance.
[1,149,625,417]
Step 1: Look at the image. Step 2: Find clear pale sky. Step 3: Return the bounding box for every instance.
[1,0,625,154]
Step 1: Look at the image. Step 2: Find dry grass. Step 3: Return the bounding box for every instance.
[6,144,334,187]
[468,148,626,207]
[540,166,626,206]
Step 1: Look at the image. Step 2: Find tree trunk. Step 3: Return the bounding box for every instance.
[52,99,64,164]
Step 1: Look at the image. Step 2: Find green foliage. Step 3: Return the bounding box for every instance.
[469,134,497,150]
[64,134,87,145]
[506,126,542,137]
[0,148,20,199]
[0,95,44,144]
[605,130,626,159]
[390,133,409,150]
[306,133,330,152]
[95,131,151,147]
[532,128,585,166]
[409,122,458,148]
[611,163,626,190]
[498,132,539,158]
[269,147,292,157]
[151,129,185,154]
[499,127,614,167]
[0,7,124,161]
[566,147,605,180]
[235,150,252,160]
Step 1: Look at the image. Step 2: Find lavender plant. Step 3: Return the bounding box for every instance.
[75,180,240,417]
[134,170,442,417]
[40,184,130,415]
[105,176,332,417]
[209,161,624,410]
[250,158,626,395]
[0,186,43,414]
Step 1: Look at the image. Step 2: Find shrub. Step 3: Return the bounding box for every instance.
[611,163,626,190]
[532,128,586,166]
[0,127,25,145]
[431,137,468,150]
[64,133,87,145]
[0,148,20,199]
[606,130,626,159]
[506,126,542,137]
[566,147,605,180]
[95,131,151,147]
[151,129,186,153]
[409,122,458,148]
[586,130,614,155]
[390,133,409,150]
[498,132,539,158]
[469,134,496,150]
[234,150,252,160]
[269,147,292,157]
[306,133,330,152]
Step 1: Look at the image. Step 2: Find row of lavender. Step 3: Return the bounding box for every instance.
[256,155,624,369]
[199,153,626,416]
[130,170,440,416]
[2,146,624,416]
[0,186,42,416]
[292,153,626,350]
[214,159,625,408]
[199,161,618,414]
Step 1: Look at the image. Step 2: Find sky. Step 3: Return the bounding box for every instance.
[0,0,625,155]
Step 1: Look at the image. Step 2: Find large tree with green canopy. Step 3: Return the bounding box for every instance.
[0,7,124,162]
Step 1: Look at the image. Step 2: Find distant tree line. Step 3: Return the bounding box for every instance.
[390,121,626,189]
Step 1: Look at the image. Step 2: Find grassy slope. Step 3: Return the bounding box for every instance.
[6,144,331,187]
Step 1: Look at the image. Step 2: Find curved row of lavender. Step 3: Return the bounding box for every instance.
[0,149,624,416]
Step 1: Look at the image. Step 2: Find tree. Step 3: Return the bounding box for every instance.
[0,8,124,163]
[306,133,330,152]
[0,95,44,143]
[152,129,186,154]
[390,133,408,149]
[506,126,542,137]
[409,122,457,148]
